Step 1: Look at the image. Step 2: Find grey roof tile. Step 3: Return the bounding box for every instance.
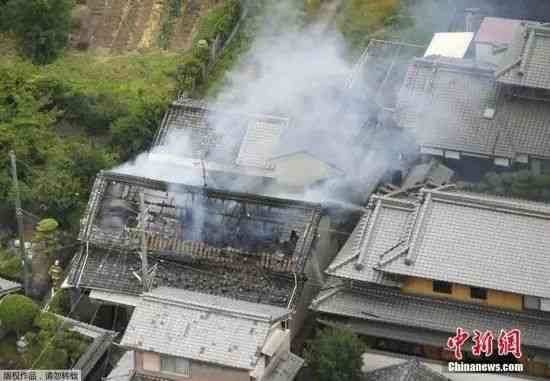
[311,283,550,351]
[377,189,550,299]
[121,287,290,370]
[154,100,289,172]
[363,358,451,381]
[325,188,550,299]
[395,56,550,160]
[497,23,550,90]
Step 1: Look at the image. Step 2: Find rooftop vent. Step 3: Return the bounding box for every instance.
[483,107,495,119]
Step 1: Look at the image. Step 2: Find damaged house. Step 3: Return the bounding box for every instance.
[395,21,550,175]
[65,170,323,336]
[312,187,550,378]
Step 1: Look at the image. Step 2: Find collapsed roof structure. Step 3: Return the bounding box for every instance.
[67,171,322,308]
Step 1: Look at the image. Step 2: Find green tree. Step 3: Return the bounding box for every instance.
[111,96,167,160]
[0,294,40,337]
[305,328,366,381]
[2,0,74,64]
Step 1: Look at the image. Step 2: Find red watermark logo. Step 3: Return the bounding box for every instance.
[447,328,522,361]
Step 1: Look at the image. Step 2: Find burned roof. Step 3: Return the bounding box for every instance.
[395,56,550,160]
[71,171,321,307]
[326,187,550,299]
[311,282,550,352]
[496,22,550,90]
[121,287,290,370]
[67,245,299,306]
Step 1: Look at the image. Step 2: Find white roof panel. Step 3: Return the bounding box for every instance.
[424,33,474,58]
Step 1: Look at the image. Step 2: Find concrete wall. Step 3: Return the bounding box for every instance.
[135,351,249,381]
[401,276,523,311]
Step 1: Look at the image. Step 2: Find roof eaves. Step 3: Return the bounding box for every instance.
[142,294,289,324]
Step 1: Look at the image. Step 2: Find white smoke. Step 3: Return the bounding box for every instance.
[114,0,414,205]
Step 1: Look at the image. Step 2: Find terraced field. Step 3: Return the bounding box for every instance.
[78,0,221,52]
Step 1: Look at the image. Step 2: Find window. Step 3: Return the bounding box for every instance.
[432,281,452,294]
[470,287,487,300]
[160,355,190,377]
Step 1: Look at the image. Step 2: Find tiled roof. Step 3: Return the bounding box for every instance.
[67,245,298,307]
[121,287,290,370]
[326,188,550,299]
[325,197,413,286]
[262,353,304,381]
[395,56,550,160]
[496,23,550,90]
[376,189,550,299]
[154,99,289,172]
[311,283,550,351]
[0,277,21,296]
[363,358,451,381]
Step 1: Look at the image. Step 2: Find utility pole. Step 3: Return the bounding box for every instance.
[9,151,29,295]
[139,192,149,289]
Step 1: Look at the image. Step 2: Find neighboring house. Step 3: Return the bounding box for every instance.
[474,17,523,65]
[395,52,550,172]
[312,187,550,378]
[119,287,303,381]
[424,32,474,59]
[65,170,323,335]
[364,358,451,381]
[0,276,21,298]
[149,98,345,193]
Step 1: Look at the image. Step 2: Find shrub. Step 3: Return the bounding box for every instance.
[48,289,71,316]
[305,328,366,381]
[0,294,40,337]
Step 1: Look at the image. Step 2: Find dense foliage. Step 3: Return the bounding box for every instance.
[0,294,40,336]
[0,0,74,64]
[0,60,170,227]
[176,0,241,94]
[26,312,89,369]
[305,328,367,381]
[47,289,71,315]
[459,170,550,202]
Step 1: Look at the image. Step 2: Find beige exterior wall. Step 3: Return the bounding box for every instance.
[273,152,342,188]
[134,350,249,381]
[401,276,523,311]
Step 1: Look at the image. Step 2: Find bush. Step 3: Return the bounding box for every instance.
[48,289,71,316]
[175,53,204,93]
[195,0,241,44]
[0,251,22,280]
[305,328,366,381]
[111,96,168,160]
[0,295,40,337]
[26,311,89,369]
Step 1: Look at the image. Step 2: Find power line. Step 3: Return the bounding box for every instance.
[9,151,30,295]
